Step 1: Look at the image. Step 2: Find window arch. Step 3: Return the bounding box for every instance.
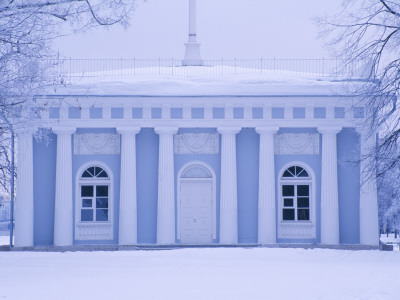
[180,164,212,178]
[79,165,111,223]
[280,164,312,222]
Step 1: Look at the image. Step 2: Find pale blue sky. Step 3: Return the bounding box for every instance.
[53,0,342,59]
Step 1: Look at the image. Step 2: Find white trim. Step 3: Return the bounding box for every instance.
[75,161,114,240]
[177,161,217,241]
[42,96,364,130]
[277,161,317,239]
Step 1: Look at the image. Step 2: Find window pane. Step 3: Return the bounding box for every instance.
[288,166,296,176]
[96,185,108,197]
[81,186,93,197]
[283,209,295,220]
[295,166,304,176]
[81,209,93,221]
[284,198,293,207]
[298,209,310,221]
[282,185,294,196]
[297,185,309,196]
[97,170,108,178]
[94,167,104,177]
[96,209,108,221]
[297,169,309,177]
[87,167,95,176]
[282,170,294,177]
[82,199,92,208]
[298,197,309,208]
[96,198,108,208]
[82,170,93,178]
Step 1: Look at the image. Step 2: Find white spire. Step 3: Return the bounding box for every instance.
[183,0,203,66]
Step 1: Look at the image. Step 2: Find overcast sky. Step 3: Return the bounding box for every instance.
[52,0,342,59]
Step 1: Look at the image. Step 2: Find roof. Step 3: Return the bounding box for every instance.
[50,66,362,98]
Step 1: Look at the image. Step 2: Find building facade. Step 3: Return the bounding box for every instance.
[13,75,380,247]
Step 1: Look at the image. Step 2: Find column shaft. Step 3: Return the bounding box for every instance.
[219,128,240,244]
[14,132,34,247]
[118,128,140,245]
[53,128,75,246]
[319,127,341,245]
[156,128,177,244]
[359,131,379,245]
[257,127,279,244]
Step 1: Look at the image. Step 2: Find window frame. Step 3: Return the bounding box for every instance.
[278,163,314,224]
[76,162,113,226]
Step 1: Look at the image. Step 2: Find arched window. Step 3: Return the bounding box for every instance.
[181,164,212,178]
[280,165,311,222]
[79,165,110,223]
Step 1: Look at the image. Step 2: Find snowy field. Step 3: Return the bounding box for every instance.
[0,247,399,300]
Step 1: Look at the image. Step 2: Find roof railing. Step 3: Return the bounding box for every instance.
[47,58,368,78]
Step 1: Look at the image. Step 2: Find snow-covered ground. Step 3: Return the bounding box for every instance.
[0,247,399,300]
[380,233,400,244]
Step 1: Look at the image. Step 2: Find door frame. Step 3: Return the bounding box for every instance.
[177,161,217,241]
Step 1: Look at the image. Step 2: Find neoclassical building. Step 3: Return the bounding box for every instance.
[12,72,379,248]
[13,0,379,248]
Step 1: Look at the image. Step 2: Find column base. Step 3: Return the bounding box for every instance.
[183,42,203,66]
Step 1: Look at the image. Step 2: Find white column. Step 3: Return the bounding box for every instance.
[218,127,241,244]
[14,132,34,247]
[357,128,379,246]
[117,127,141,245]
[256,127,279,244]
[155,127,178,244]
[318,126,342,245]
[183,0,203,66]
[53,127,76,246]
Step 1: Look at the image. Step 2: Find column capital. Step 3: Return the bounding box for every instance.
[117,127,141,135]
[154,127,178,135]
[256,127,279,135]
[318,126,342,135]
[15,128,36,135]
[52,127,76,135]
[217,127,241,135]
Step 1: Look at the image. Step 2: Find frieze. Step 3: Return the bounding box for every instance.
[74,133,120,155]
[274,133,319,155]
[174,133,219,154]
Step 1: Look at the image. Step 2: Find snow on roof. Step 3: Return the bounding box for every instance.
[51,66,361,97]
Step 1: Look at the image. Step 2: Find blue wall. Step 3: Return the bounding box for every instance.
[337,128,360,244]
[136,128,159,244]
[32,125,361,246]
[73,128,121,245]
[33,132,57,246]
[275,128,322,244]
[174,128,221,243]
[236,128,259,243]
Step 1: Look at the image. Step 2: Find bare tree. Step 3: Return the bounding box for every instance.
[0,0,135,191]
[319,0,400,175]
[319,0,400,233]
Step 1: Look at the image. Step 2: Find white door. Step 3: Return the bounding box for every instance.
[180,180,213,244]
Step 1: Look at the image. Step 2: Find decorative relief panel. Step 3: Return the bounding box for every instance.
[74,133,120,155]
[278,223,316,239]
[274,133,319,155]
[174,133,219,154]
[75,223,113,240]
